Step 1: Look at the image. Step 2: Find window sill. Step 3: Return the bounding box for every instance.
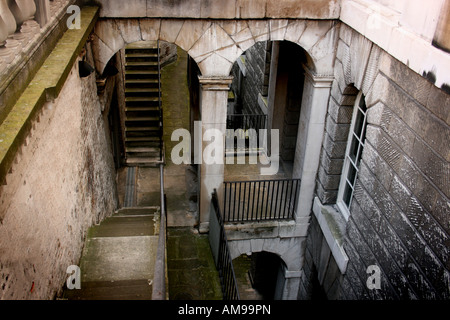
[312,197,349,274]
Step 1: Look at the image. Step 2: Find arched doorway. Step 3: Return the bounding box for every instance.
[233,252,288,300]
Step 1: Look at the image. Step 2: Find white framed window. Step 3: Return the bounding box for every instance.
[337,92,368,220]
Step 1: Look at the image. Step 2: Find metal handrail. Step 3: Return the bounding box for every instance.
[152,164,167,300]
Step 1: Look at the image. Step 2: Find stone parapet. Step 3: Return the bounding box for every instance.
[0,0,74,123]
[0,5,99,187]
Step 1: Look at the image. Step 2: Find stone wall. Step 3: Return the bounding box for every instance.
[95,0,341,20]
[0,59,118,300]
[313,23,450,300]
[231,41,269,115]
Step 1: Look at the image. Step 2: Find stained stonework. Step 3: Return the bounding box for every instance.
[92,18,338,77]
[313,24,450,300]
[0,59,117,300]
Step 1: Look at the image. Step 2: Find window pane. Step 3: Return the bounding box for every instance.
[353,110,365,138]
[359,95,367,112]
[343,182,353,208]
[349,135,360,162]
[347,163,358,187]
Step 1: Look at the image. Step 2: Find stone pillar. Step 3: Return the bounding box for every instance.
[293,67,333,220]
[198,76,233,233]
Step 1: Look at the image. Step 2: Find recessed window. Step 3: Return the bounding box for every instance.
[338,92,368,220]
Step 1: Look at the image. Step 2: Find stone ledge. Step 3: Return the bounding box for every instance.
[312,197,349,274]
[224,219,309,241]
[0,6,99,185]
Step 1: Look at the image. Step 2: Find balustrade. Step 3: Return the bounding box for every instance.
[0,0,69,74]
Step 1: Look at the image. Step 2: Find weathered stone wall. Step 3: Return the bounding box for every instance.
[0,59,118,300]
[231,41,269,115]
[298,215,343,300]
[95,0,341,20]
[314,23,450,300]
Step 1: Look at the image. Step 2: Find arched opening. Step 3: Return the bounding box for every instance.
[99,40,202,222]
[233,252,288,300]
[226,40,310,180]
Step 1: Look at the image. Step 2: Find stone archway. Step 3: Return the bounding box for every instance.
[91,17,338,228]
[92,18,338,77]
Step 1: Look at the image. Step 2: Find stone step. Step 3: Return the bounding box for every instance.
[64,280,153,300]
[125,126,161,132]
[126,53,158,59]
[88,216,160,238]
[115,207,160,217]
[126,117,160,122]
[126,157,164,167]
[126,136,161,142]
[126,61,158,67]
[125,88,160,94]
[126,96,160,102]
[126,147,160,153]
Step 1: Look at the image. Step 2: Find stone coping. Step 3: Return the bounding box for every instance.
[0,6,99,185]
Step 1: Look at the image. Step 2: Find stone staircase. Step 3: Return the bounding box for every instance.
[124,41,164,167]
[63,207,161,300]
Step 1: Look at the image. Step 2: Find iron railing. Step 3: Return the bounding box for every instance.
[226,114,268,152]
[226,114,268,132]
[210,190,240,300]
[223,179,301,223]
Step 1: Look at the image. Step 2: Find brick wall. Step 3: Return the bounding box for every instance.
[231,41,270,115]
[0,59,118,300]
[313,24,450,300]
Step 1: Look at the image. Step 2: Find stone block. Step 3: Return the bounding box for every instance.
[410,137,449,198]
[115,19,143,44]
[385,55,432,107]
[284,20,307,44]
[328,97,353,124]
[200,0,236,19]
[247,20,270,43]
[269,20,289,41]
[298,20,333,52]
[99,0,147,17]
[160,19,184,44]
[326,114,350,141]
[266,0,340,19]
[147,0,202,18]
[320,149,344,175]
[426,85,450,124]
[339,23,353,46]
[236,0,267,19]
[139,19,161,41]
[323,133,347,159]
[349,32,373,90]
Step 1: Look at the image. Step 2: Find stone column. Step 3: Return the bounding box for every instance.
[293,67,333,221]
[198,75,233,233]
